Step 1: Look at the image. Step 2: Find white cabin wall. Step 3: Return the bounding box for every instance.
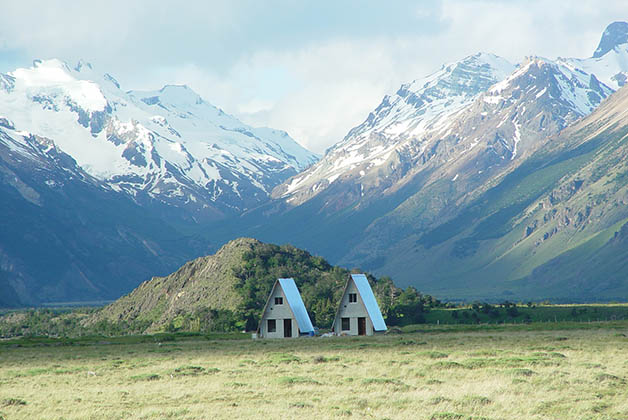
[259,285,296,338]
[335,279,372,336]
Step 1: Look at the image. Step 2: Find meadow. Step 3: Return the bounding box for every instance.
[1,322,628,419]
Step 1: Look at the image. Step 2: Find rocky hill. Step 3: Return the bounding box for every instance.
[87,238,406,333]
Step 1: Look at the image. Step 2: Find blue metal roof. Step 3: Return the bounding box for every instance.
[351,274,387,331]
[278,278,315,334]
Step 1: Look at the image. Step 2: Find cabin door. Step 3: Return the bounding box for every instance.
[358,317,366,336]
[284,319,292,338]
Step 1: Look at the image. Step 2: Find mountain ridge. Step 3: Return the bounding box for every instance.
[0,58,318,306]
[368,83,628,300]
[1,58,318,218]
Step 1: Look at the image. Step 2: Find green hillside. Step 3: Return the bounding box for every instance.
[372,86,628,300]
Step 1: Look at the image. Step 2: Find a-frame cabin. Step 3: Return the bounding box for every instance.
[332,273,387,336]
[257,278,315,338]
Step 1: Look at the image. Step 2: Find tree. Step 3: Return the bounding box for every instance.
[386,287,427,326]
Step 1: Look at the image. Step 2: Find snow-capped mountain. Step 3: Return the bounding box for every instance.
[445,56,614,165]
[273,53,515,204]
[0,59,318,218]
[239,21,628,298]
[273,22,628,210]
[340,81,628,302]
[346,56,615,235]
[0,58,319,304]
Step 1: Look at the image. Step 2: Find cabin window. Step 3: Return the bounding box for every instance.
[268,319,276,332]
[349,293,357,303]
[341,317,350,331]
[275,297,283,305]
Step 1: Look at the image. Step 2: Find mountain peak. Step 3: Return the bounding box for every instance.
[593,21,628,58]
[467,51,503,63]
[400,52,514,99]
[8,59,108,112]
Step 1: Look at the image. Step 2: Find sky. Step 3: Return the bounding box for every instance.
[0,1,626,154]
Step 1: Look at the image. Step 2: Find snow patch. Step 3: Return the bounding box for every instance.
[11,59,107,112]
[327,173,341,184]
[535,87,547,98]
[483,95,503,104]
[511,122,521,160]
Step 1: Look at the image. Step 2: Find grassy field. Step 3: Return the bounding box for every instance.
[1,322,628,419]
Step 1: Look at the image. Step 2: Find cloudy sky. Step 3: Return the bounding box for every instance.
[0,1,625,153]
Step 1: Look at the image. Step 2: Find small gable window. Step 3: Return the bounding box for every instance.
[268,319,276,332]
[275,297,283,305]
[341,317,350,331]
[349,293,357,303]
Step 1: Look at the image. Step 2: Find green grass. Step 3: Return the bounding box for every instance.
[0,331,247,348]
[1,321,628,419]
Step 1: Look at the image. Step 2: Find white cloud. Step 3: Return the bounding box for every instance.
[157,39,433,153]
[238,98,275,115]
